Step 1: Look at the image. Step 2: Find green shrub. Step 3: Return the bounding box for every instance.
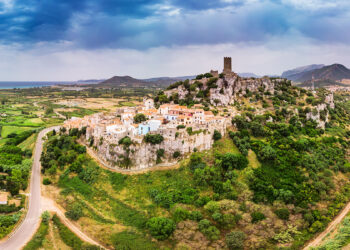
[144,134,164,145]
[213,130,222,141]
[251,212,266,223]
[43,178,51,185]
[225,231,246,250]
[173,151,181,158]
[172,207,190,223]
[190,211,203,221]
[111,231,157,250]
[65,203,84,221]
[274,208,290,220]
[23,219,49,250]
[109,172,127,191]
[198,219,220,241]
[147,217,175,240]
[52,214,97,249]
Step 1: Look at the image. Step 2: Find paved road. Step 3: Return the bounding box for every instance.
[0,126,59,250]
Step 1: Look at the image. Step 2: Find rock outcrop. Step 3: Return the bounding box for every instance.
[165,75,278,107]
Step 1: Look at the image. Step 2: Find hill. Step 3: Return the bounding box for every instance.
[282,64,324,80]
[97,76,151,88]
[95,75,194,88]
[284,64,350,83]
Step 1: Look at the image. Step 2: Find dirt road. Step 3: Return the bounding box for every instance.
[303,201,350,249]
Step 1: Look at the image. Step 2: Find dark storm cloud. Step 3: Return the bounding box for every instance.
[0,0,349,49]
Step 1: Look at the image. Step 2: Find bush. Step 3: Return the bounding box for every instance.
[225,231,246,250]
[111,231,157,250]
[251,211,266,223]
[220,153,248,171]
[198,219,220,241]
[274,208,290,220]
[23,219,49,250]
[144,134,164,145]
[65,203,84,221]
[43,178,52,185]
[190,211,203,221]
[173,151,181,158]
[172,207,190,223]
[213,130,222,141]
[147,217,175,240]
[52,214,84,249]
[41,211,51,224]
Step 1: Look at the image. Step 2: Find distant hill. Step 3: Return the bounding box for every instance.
[299,79,347,88]
[295,64,350,82]
[238,72,261,78]
[283,64,350,84]
[282,64,325,80]
[95,75,195,88]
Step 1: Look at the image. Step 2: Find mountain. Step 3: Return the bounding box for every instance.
[238,72,261,78]
[294,64,350,82]
[142,76,195,87]
[282,64,325,80]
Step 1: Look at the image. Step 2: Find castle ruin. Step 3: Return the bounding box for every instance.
[223,57,232,74]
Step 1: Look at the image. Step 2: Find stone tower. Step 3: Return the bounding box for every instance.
[223,57,232,74]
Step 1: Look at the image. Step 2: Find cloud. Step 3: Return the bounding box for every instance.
[1,40,350,81]
[0,0,349,50]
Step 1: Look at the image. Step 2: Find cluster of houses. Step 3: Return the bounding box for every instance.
[64,98,229,150]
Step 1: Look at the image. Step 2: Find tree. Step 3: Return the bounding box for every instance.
[258,145,276,161]
[6,169,23,195]
[147,217,175,240]
[213,130,222,141]
[134,113,147,124]
[173,151,181,158]
[225,231,246,250]
[144,134,164,145]
[220,153,248,171]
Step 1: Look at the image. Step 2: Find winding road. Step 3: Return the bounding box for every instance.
[0,126,103,250]
[0,127,59,250]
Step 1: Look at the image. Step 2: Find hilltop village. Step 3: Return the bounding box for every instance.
[64,99,229,168]
[64,57,334,169]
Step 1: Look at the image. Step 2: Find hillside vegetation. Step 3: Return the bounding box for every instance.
[40,77,350,249]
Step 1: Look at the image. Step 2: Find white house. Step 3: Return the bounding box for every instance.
[148,119,162,132]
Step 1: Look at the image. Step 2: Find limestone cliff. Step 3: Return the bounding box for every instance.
[164,75,278,107]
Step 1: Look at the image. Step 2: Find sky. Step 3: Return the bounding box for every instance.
[0,0,350,81]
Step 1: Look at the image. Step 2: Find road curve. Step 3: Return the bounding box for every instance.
[0,126,59,250]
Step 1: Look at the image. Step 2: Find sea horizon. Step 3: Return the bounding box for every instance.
[0,81,75,89]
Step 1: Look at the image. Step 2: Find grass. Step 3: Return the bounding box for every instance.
[247,150,261,169]
[118,101,136,107]
[23,219,49,250]
[0,126,34,138]
[52,214,98,250]
[213,137,240,155]
[315,215,350,249]
[18,133,37,151]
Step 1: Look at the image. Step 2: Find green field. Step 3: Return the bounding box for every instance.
[1,126,34,138]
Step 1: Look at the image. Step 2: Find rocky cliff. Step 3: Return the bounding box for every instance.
[164,75,280,107]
